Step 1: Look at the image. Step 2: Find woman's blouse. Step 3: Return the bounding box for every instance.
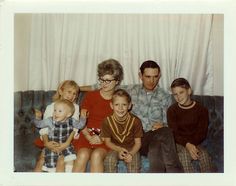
[81,89,113,130]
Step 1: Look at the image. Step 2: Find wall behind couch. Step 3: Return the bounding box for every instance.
[14,14,223,96]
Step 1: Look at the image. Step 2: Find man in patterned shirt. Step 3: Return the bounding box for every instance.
[123,60,183,172]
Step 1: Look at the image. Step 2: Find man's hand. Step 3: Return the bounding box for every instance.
[151,122,164,131]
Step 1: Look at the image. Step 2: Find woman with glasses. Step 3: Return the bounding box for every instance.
[72,59,123,172]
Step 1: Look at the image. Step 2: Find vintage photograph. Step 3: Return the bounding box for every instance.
[14,13,224,174]
[1,0,235,186]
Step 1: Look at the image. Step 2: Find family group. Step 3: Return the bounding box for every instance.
[32,59,213,173]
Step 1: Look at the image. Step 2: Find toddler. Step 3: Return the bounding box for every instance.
[34,99,86,172]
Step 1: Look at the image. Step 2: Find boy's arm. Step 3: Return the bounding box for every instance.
[104,137,123,152]
[129,138,141,156]
[104,138,129,160]
[122,138,141,163]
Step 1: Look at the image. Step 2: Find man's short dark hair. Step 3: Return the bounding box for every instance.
[139,60,161,74]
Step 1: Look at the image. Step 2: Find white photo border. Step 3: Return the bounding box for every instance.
[1,0,236,186]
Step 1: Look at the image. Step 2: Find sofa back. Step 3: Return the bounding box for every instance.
[14,90,224,172]
[190,95,224,172]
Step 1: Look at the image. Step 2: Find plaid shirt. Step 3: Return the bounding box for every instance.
[122,84,172,132]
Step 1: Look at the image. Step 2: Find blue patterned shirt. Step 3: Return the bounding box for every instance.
[121,84,172,132]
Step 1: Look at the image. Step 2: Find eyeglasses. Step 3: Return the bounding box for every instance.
[98,78,116,84]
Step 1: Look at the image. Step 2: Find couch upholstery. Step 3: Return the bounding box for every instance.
[14,90,224,172]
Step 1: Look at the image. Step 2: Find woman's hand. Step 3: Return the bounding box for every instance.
[186,142,200,160]
[88,135,102,145]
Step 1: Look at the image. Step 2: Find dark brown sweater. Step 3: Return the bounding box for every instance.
[167,101,209,146]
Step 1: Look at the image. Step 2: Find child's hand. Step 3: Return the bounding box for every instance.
[44,141,60,152]
[118,148,129,160]
[35,109,43,119]
[54,142,69,153]
[80,109,89,118]
[186,142,200,160]
[124,153,133,163]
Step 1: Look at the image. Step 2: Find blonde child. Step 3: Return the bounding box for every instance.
[34,99,86,172]
[101,89,143,173]
[34,80,85,172]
